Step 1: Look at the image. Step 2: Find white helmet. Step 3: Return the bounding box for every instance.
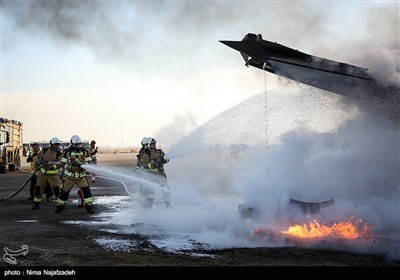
[142,137,156,149]
[50,137,61,145]
[141,137,149,147]
[70,135,82,146]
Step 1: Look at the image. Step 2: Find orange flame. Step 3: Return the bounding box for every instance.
[282,218,371,239]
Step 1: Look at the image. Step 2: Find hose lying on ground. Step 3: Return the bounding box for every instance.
[0,171,36,202]
[10,161,31,174]
[96,175,135,197]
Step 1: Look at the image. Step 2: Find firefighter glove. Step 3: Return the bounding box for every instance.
[70,162,82,172]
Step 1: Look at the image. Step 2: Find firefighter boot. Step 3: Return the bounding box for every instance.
[55,205,65,214]
[86,205,95,214]
[31,202,40,210]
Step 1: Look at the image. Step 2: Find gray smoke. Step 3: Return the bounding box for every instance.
[3,1,398,79]
[164,86,399,259]
[2,0,398,259]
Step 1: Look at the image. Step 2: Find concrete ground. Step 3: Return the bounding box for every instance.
[0,153,397,275]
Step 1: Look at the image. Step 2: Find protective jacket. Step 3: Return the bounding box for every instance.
[27,148,42,172]
[61,147,92,179]
[37,147,63,175]
[89,145,98,160]
[136,147,169,176]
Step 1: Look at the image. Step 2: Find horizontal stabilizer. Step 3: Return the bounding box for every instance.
[220,33,400,101]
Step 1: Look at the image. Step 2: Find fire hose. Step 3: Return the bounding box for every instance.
[0,161,60,202]
[8,161,31,174]
[95,175,135,197]
[0,170,38,202]
[0,167,135,202]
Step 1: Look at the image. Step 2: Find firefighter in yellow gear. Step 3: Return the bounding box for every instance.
[136,137,170,208]
[26,143,41,200]
[89,140,98,183]
[56,135,95,214]
[32,137,63,210]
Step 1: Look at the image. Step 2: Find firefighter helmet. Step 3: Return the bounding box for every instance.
[141,137,149,146]
[50,137,61,145]
[142,137,156,149]
[70,135,82,146]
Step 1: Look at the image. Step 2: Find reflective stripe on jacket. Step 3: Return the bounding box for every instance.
[61,148,92,179]
[38,148,62,175]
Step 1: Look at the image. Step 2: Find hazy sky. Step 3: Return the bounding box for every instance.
[0,0,398,147]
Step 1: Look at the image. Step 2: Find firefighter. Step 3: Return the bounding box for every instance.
[136,137,170,208]
[31,137,63,210]
[26,143,41,200]
[56,135,95,214]
[89,140,98,183]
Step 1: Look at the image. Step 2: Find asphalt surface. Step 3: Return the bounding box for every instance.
[0,154,398,276]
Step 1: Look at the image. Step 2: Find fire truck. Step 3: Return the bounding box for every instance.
[0,118,23,173]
